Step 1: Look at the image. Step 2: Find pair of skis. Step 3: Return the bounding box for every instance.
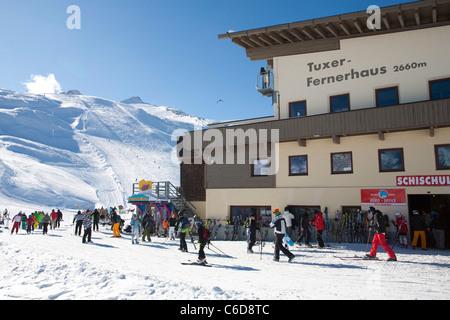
[181,260,213,267]
[334,255,379,261]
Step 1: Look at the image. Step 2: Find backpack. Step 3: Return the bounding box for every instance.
[181,217,191,229]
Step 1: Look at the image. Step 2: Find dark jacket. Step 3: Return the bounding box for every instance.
[411,214,428,231]
[368,210,386,234]
[300,212,310,229]
[141,214,153,229]
[270,215,286,234]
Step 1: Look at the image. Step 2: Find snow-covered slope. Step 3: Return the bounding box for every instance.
[0,89,211,211]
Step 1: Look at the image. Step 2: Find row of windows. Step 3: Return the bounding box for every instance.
[252,144,450,176]
[289,78,450,118]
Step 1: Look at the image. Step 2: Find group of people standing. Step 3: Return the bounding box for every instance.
[3,209,63,235]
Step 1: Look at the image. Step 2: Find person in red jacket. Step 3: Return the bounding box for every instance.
[11,213,23,234]
[393,212,409,248]
[50,209,58,230]
[312,210,325,248]
[26,215,34,234]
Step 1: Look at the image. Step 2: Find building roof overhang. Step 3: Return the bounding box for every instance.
[218,0,450,61]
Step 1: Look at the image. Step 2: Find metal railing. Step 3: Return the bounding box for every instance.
[131,181,197,217]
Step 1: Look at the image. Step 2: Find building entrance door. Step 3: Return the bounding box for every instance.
[407,194,450,249]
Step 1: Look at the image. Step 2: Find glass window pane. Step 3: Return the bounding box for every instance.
[379,149,404,171]
[290,101,306,118]
[330,94,350,113]
[430,78,450,100]
[253,159,269,176]
[289,155,308,175]
[331,152,353,174]
[376,87,398,107]
[436,144,450,169]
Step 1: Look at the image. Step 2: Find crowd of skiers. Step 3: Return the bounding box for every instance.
[2,208,63,235]
[2,204,447,264]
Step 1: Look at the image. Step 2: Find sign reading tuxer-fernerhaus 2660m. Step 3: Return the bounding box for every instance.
[306,58,428,87]
[397,175,450,187]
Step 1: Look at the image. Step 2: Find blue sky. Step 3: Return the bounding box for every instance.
[0,0,410,121]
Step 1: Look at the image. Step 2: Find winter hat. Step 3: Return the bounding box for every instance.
[395,212,401,217]
[368,206,376,213]
[195,221,202,227]
[273,208,280,215]
[413,210,419,215]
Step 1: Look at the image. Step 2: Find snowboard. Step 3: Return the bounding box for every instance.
[284,234,294,246]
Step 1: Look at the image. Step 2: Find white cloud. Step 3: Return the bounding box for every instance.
[23,74,62,94]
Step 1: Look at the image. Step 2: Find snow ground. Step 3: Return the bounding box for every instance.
[0,211,449,301]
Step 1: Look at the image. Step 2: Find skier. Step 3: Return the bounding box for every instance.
[429,210,446,250]
[168,213,177,241]
[365,207,397,261]
[3,209,10,229]
[411,209,429,250]
[392,212,408,248]
[11,212,23,234]
[282,207,295,238]
[21,212,27,230]
[41,213,51,235]
[91,209,100,232]
[163,218,169,239]
[312,210,325,248]
[196,221,211,264]
[176,213,190,252]
[82,210,93,243]
[296,209,311,247]
[111,208,122,238]
[130,213,141,244]
[141,211,153,242]
[247,212,259,253]
[270,208,295,263]
[73,211,84,236]
[26,215,34,234]
[56,209,63,228]
[50,209,58,230]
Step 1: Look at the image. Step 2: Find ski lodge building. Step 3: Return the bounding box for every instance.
[178,0,450,244]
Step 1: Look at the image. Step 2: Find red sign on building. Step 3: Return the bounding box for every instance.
[361,189,406,206]
[396,175,450,187]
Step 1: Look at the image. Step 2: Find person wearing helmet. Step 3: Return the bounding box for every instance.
[365,207,397,261]
[270,208,295,263]
[411,209,429,250]
[130,213,141,245]
[196,220,211,264]
[392,212,408,248]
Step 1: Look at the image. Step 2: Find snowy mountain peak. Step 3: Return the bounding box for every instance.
[121,96,146,104]
[62,90,82,95]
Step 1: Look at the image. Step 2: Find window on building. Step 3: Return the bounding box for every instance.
[435,144,450,170]
[378,148,405,172]
[289,155,308,176]
[376,86,399,107]
[331,152,353,174]
[330,94,350,113]
[230,206,272,227]
[429,78,450,100]
[252,159,270,176]
[289,100,307,118]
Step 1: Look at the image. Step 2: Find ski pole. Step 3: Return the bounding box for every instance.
[209,242,233,258]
